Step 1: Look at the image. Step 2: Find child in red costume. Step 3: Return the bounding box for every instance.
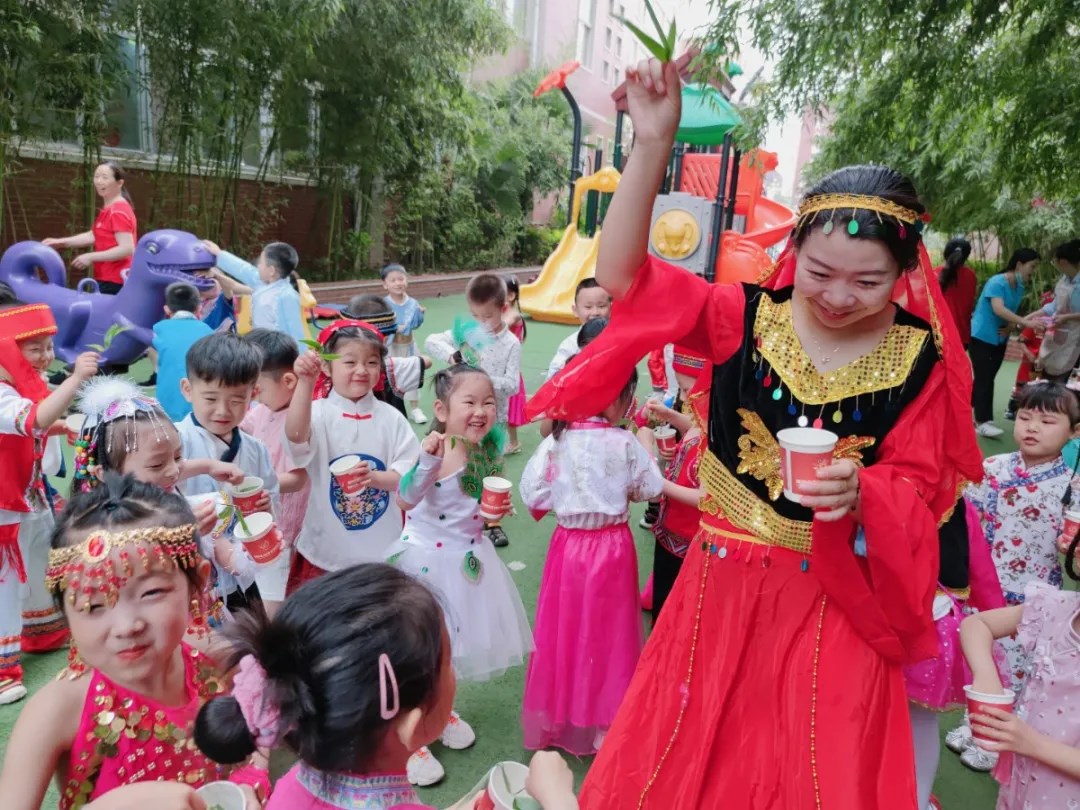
[0,295,98,704]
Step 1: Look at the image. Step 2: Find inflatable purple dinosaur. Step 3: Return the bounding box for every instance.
[0,230,215,367]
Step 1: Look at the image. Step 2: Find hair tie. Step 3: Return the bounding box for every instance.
[103,500,120,513]
[233,654,285,747]
[379,653,400,720]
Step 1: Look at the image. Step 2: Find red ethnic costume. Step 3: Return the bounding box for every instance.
[527,196,982,809]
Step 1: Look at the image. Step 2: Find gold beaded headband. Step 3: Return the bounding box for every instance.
[46,524,200,610]
[796,193,926,239]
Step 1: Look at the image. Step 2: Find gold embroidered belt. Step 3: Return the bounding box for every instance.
[698,448,813,555]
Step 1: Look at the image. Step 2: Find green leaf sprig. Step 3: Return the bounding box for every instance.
[498,766,542,810]
[618,0,677,63]
[87,324,130,352]
[218,504,251,536]
[300,338,340,361]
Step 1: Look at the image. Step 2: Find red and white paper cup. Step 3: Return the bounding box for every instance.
[777,427,839,504]
[1062,510,1080,544]
[654,425,678,455]
[65,414,86,446]
[473,762,532,810]
[480,476,512,521]
[227,476,264,516]
[233,512,283,565]
[964,685,1016,745]
[330,455,369,495]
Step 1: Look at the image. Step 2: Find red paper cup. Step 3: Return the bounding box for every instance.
[1063,510,1080,542]
[330,455,369,495]
[227,476,264,516]
[964,685,1015,745]
[65,414,86,446]
[777,427,839,504]
[234,512,283,565]
[480,476,512,521]
[654,426,678,455]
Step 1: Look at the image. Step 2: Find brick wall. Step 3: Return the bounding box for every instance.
[0,156,334,264]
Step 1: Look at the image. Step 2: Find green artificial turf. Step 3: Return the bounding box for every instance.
[0,293,1019,808]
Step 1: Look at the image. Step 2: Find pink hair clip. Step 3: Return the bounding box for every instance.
[233,654,284,748]
[379,653,400,720]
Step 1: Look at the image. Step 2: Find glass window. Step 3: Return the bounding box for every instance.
[602,60,610,82]
[605,27,612,50]
[616,35,623,57]
[576,21,593,66]
[102,35,145,150]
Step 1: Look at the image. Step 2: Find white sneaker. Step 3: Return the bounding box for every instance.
[410,407,428,425]
[976,422,1004,438]
[0,678,27,705]
[407,746,445,786]
[945,723,973,753]
[960,744,999,772]
[439,711,476,750]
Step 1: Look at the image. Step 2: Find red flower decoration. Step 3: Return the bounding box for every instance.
[534,61,581,98]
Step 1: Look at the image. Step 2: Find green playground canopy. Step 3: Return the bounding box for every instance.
[676,82,742,146]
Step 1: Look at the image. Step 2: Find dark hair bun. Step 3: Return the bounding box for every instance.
[194,696,257,764]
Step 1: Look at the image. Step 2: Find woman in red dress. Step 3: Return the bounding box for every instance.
[527,58,983,810]
[43,161,137,295]
[937,237,977,347]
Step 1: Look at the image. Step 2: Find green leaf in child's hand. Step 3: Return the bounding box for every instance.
[300,339,322,351]
[513,799,543,810]
[102,324,129,348]
[87,343,105,352]
[619,17,669,61]
[644,0,666,43]
[321,353,340,361]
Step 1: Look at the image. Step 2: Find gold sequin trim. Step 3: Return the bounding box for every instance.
[735,409,784,501]
[699,448,813,554]
[754,295,929,405]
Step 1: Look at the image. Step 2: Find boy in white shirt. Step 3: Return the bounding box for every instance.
[546,278,613,379]
[285,320,420,592]
[425,273,520,547]
[176,333,281,612]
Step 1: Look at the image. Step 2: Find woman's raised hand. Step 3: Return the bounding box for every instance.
[625,58,682,147]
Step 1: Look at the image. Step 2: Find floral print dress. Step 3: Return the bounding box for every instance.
[967,452,1077,691]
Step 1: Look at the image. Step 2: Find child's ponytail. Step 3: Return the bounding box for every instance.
[195,565,446,773]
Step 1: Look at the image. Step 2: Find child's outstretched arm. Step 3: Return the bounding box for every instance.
[662,479,705,508]
[959,606,1024,694]
[595,58,682,299]
[0,678,84,809]
[425,329,456,364]
[397,433,445,510]
[201,239,262,290]
[31,351,99,430]
[285,350,321,444]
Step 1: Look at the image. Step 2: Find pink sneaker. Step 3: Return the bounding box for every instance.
[640,574,654,612]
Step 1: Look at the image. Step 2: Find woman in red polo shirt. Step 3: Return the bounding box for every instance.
[43,162,137,295]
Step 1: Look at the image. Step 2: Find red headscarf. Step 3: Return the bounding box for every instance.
[0,304,56,402]
[310,319,386,400]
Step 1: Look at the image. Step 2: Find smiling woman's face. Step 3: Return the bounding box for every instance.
[792,227,901,330]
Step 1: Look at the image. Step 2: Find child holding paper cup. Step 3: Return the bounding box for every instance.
[959,539,1080,808]
[385,364,533,787]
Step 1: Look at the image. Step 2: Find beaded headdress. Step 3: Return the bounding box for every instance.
[795,193,928,239]
[46,524,200,610]
[73,377,172,488]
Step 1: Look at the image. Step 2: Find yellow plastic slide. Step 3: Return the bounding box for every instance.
[520,167,620,325]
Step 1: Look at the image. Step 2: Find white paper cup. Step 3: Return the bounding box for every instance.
[330,455,369,495]
[776,427,839,503]
[196,780,246,810]
[483,761,533,810]
[964,685,1016,745]
[480,476,513,521]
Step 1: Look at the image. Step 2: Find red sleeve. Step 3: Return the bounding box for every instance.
[526,256,745,421]
[961,266,978,322]
[811,363,953,664]
[104,201,137,234]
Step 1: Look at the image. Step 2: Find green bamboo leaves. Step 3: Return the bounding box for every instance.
[618,0,677,63]
[87,324,129,352]
[300,338,340,361]
[218,504,250,535]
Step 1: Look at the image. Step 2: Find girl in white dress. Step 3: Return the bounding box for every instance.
[385,364,533,787]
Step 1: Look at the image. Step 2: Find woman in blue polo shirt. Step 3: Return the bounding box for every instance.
[969,247,1042,437]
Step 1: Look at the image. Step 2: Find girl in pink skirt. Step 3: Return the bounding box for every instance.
[503,276,527,454]
[520,366,664,755]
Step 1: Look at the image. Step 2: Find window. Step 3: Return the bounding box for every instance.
[616,35,623,57]
[602,60,611,82]
[505,0,528,36]
[576,0,596,67]
[102,35,148,150]
[605,26,612,50]
[613,67,622,86]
